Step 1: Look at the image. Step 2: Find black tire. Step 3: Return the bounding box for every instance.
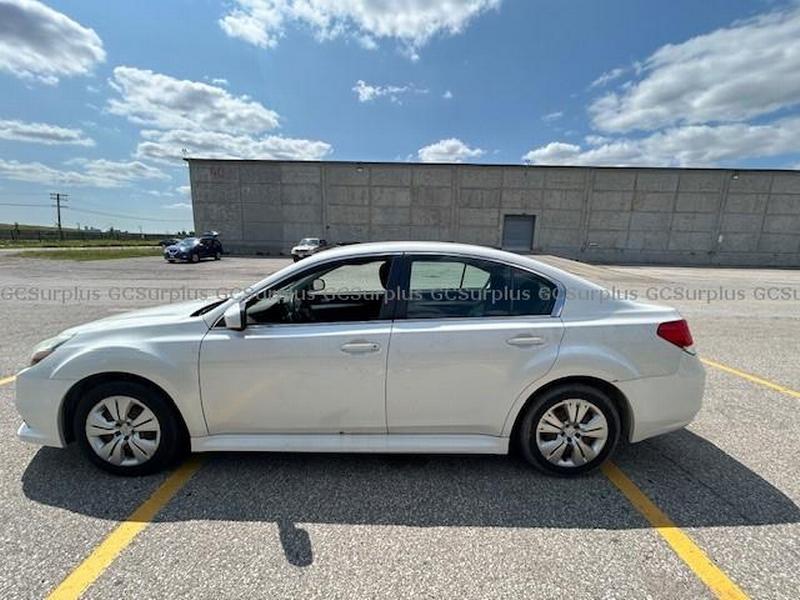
[517,384,620,477]
[214,251,221,260]
[292,256,300,262]
[191,253,200,263]
[73,381,184,476]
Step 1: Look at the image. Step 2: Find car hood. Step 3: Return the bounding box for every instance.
[61,299,214,335]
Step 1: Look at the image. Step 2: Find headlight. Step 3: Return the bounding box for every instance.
[30,333,74,365]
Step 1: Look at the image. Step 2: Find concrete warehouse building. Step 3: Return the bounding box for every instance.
[186,159,800,266]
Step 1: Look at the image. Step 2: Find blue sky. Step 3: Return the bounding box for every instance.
[1,0,798,232]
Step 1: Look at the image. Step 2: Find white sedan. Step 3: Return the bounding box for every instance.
[15,242,705,477]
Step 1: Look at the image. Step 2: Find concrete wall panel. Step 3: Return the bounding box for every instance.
[675,193,721,213]
[590,191,633,211]
[370,166,411,187]
[412,187,453,207]
[239,164,281,184]
[636,171,679,192]
[461,167,503,189]
[725,194,768,214]
[502,168,544,189]
[767,195,800,214]
[593,169,636,191]
[632,192,674,212]
[412,166,452,187]
[281,164,320,184]
[328,186,369,206]
[328,205,369,225]
[325,165,370,186]
[372,207,411,226]
[372,187,411,207]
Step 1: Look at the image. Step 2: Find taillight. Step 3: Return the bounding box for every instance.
[657,319,694,349]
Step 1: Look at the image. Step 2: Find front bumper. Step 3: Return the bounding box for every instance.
[14,368,69,448]
[617,351,706,443]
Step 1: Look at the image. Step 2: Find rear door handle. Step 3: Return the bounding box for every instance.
[341,341,381,354]
[506,335,546,347]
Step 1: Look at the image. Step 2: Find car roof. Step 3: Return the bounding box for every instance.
[295,241,604,291]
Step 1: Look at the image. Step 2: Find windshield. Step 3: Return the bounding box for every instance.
[299,238,319,246]
[178,238,199,247]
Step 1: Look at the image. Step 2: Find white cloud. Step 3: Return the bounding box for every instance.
[176,185,191,196]
[0,0,105,84]
[210,77,229,86]
[0,158,168,187]
[523,116,800,167]
[105,67,333,162]
[352,79,427,103]
[591,7,800,132]
[541,111,563,122]
[108,66,280,133]
[0,118,94,146]
[418,138,484,163]
[443,90,453,100]
[589,67,625,89]
[163,202,191,209]
[136,129,332,162]
[219,0,501,58]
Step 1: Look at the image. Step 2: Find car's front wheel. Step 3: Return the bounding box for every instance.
[517,384,620,476]
[74,381,183,476]
[191,253,200,263]
[214,251,221,260]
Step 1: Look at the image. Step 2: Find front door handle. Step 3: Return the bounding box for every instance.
[341,341,381,354]
[506,335,546,347]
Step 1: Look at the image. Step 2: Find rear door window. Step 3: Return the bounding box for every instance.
[403,256,557,319]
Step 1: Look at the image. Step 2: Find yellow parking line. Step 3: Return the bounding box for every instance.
[47,457,203,600]
[0,375,16,386]
[701,358,800,399]
[602,462,748,600]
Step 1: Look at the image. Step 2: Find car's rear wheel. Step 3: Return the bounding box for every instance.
[73,381,182,476]
[517,384,620,476]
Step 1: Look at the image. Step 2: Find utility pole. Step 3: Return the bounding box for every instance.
[50,193,68,240]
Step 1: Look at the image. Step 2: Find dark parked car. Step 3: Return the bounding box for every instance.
[164,234,223,263]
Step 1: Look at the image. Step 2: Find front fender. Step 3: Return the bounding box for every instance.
[50,343,207,437]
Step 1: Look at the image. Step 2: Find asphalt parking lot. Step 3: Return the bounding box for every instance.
[0,253,798,599]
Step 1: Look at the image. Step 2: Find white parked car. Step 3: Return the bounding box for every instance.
[15,242,705,476]
[290,237,328,261]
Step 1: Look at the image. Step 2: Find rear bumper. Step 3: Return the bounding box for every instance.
[617,352,706,443]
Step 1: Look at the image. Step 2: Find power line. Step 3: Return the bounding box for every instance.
[64,206,190,223]
[0,202,52,207]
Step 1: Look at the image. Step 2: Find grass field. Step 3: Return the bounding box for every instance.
[0,238,164,249]
[16,246,161,261]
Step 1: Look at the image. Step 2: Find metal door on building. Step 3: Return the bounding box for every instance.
[501,215,536,252]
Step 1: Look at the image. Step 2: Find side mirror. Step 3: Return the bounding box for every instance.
[311,278,325,292]
[223,301,246,331]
